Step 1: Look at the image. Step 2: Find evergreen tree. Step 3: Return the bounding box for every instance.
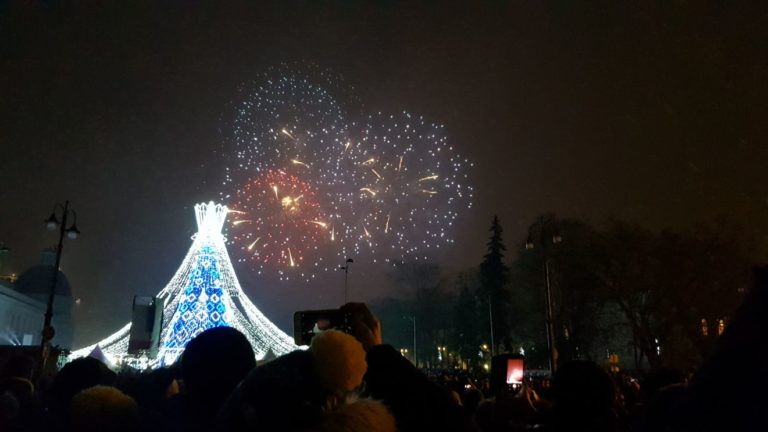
[479,215,512,353]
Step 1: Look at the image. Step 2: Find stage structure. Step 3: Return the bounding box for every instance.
[70,202,297,367]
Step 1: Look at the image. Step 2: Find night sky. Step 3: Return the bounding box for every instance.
[2,1,767,346]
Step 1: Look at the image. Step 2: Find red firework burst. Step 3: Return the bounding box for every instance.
[229,169,331,272]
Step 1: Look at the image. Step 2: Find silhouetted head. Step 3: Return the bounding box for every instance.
[552,360,616,431]
[463,387,484,414]
[181,326,255,411]
[120,366,177,409]
[219,349,325,431]
[51,357,116,413]
[643,383,686,431]
[642,367,685,402]
[1,353,34,380]
[219,336,383,432]
[70,385,138,432]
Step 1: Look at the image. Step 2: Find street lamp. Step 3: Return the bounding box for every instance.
[339,258,354,303]
[40,200,80,369]
[525,216,561,374]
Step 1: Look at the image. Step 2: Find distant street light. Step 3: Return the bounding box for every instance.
[437,346,446,363]
[339,258,354,303]
[526,216,561,374]
[40,200,80,370]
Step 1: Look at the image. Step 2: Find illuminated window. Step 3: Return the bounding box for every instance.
[700,318,708,336]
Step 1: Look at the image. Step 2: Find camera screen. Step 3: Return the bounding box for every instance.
[294,309,349,345]
[506,358,524,384]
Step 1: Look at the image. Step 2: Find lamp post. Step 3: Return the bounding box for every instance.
[403,315,416,367]
[339,258,354,303]
[487,295,495,356]
[0,244,9,277]
[525,216,561,374]
[40,200,80,369]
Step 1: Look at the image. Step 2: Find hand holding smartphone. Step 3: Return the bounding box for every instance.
[490,354,525,397]
[293,309,352,345]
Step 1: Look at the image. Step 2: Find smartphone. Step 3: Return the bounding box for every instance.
[506,357,524,384]
[490,354,525,397]
[293,309,352,345]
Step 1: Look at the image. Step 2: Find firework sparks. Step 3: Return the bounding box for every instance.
[221,66,472,280]
[228,169,328,276]
[287,248,296,267]
[360,187,377,197]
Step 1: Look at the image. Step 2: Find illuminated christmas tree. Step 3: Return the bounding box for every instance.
[160,243,230,362]
[71,202,297,366]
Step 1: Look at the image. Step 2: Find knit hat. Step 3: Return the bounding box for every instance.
[69,385,138,432]
[309,329,367,393]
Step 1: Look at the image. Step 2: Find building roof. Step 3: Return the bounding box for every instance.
[0,283,46,310]
[15,265,72,297]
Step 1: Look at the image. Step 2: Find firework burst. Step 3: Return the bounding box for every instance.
[345,111,472,259]
[222,66,472,280]
[229,169,333,277]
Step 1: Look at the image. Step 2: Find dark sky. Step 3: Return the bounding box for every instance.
[2,1,767,346]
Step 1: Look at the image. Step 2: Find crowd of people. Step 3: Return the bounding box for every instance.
[2,268,768,432]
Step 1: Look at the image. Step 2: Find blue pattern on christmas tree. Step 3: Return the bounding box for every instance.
[164,244,229,349]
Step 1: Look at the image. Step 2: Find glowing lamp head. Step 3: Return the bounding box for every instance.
[45,213,59,231]
[525,236,534,250]
[66,224,81,240]
[552,231,563,244]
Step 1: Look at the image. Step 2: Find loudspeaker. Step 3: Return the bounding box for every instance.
[128,296,164,357]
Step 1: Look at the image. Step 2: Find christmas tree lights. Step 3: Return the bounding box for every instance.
[70,202,297,366]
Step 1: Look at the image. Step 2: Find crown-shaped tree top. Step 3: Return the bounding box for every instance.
[195,201,228,236]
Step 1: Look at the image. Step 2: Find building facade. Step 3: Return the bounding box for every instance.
[0,280,45,346]
[0,249,74,349]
